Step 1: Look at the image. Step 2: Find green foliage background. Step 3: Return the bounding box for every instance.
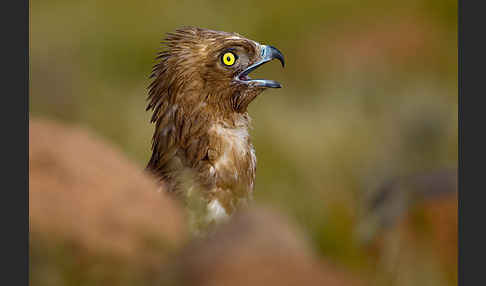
[30,0,457,284]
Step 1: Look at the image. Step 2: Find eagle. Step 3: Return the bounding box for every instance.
[145,27,284,228]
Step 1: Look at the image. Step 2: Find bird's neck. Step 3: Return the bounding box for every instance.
[200,84,263,114]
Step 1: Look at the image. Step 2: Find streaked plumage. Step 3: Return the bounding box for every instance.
[145,27,284,227]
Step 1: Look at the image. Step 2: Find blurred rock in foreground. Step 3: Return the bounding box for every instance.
[163,207,364,286]
[29,118,187,285]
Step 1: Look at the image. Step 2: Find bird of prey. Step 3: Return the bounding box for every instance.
[145,27,284,228]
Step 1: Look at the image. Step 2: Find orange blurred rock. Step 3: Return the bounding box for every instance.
[167,207,364,286]
[29,118,187,284]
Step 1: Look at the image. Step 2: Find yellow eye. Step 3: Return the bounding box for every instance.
[222,52,236,66]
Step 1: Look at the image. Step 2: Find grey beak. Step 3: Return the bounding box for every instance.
[263,45,285,68]
[237,45,285,88]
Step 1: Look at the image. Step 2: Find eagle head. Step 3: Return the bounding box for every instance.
[148,26,285,114]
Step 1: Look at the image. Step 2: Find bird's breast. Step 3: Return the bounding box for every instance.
[208,123,256,196]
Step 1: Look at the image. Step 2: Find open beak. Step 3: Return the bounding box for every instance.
[236,45,285,88]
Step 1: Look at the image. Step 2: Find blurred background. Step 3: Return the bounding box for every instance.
[30,0,457,285]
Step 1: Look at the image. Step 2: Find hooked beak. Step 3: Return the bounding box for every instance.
[236,45,285,88]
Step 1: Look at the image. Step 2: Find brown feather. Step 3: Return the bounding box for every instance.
[146,27,281,227]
